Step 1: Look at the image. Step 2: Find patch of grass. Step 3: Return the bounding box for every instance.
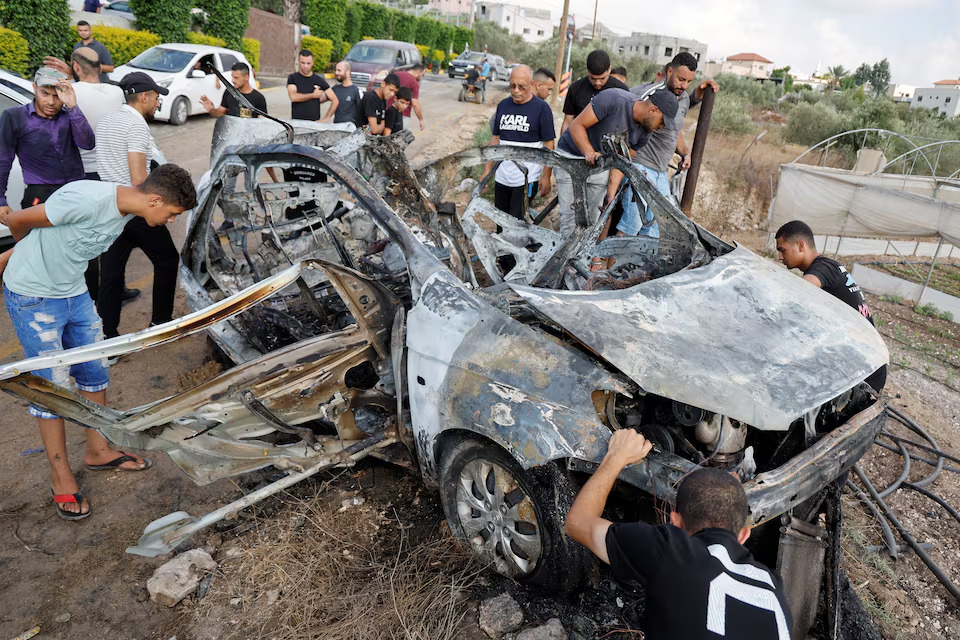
[893,323,905,340]
[880,295,902,305]
[914,302,953,322]
[472,123,492,148]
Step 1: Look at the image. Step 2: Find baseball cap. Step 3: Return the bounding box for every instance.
[34,68,67,86]
[637,82,680,130]
[119,72,170,96]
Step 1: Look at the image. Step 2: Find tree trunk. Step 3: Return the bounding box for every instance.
[283,0,300,22]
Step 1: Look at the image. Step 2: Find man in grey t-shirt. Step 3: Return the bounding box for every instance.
[615,52,719,238]
[330,61,361,125]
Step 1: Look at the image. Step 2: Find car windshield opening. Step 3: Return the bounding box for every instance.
[345,45,394,65]
[128,48,195,73]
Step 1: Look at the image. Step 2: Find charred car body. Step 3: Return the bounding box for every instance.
[0,114,887,635]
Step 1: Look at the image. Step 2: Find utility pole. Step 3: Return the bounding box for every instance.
[469,0,476,29]
[553,0,570,106]
[590,0,598,42]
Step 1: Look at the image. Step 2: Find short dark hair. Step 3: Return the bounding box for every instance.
[611,66,627,78]
[675,468,749,534]
[383,73,401,89]
[77,20,90,27]
[410,62,425,71]
[586,50,611,75]
[534,67,555,82]
[668,52,699,73]
[396,86,412,101]
[231,61,250,75]
[299,49,313,58]
[139,164,198,209]
[775,220,816,247]
[71,50,100,75]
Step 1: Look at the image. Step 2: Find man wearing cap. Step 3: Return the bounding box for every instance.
[554,86,678,238]
[95,73,181,347]
[613,53,719,238]
[74,21,114,82]
[0,68,93,226]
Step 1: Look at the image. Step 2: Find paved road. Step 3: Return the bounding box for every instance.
[0,73,499,363]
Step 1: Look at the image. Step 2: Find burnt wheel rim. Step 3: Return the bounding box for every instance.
[455,459,542,577]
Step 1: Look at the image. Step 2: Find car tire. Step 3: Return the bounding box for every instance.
[169,96,189,126]
[438,437,589,591]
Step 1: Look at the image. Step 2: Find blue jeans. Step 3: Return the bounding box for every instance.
[4,286,109,419]
[616,164,671,238]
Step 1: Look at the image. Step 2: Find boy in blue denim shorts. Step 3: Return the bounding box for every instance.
[0,164,196,519]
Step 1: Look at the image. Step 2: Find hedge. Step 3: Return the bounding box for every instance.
[452,26,473,53]
[130,0,192,43]
[392,12,416,43]
[242,37,260,72]
[3,0,71,71]
[69,24,161,66]
[415,44,429,63]
[359,1,387,40]
[435,22,452,53]
[431,49,444,66]
[0,26,30,75]
[414,16,438,50]
[301,35,333,72]
[303,0,346,52]
[197,0,249,51]
[183,32,261,71]
[343,1,363,45]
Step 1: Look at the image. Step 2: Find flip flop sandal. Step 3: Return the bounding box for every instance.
[52,490,91,521]
[86,452,152,472]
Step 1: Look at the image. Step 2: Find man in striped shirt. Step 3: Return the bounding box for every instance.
[95,73,181,347]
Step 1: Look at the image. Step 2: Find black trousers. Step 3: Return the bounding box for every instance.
[494,181,539,221]
[98,216,179,337]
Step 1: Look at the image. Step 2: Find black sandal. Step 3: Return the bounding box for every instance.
[86,452,152,472]
[52,490,91,521]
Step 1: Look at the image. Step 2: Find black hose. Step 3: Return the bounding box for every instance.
[873,440,960,474]
[885,406,944,487]
[846,478,899,559]
[877,438,911,498]
[852,464,960,601]
[882,431,960,467]
[904,482,960,527]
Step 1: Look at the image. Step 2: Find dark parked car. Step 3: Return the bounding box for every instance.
[448,51,508,81]
[343,39,421,90]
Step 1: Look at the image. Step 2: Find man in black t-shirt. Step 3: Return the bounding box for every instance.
[331,61,362,125]
[383,86,411,135]
[566,430,793,640]
[775,219,886,391]
[287,49,339,121]
[560,49,629,136]
[356,73,400,135]
[200,62,267,118]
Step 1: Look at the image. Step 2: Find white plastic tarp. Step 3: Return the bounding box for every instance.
[766,164,960,250]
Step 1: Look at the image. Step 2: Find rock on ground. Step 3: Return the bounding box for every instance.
[479,592,524,638]
[147,549,218,607]
[516,618,568,640]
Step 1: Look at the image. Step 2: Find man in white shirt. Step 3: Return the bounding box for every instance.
[95,73,182,348]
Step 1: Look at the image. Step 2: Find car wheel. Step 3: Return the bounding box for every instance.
[438,438,589,591]
[169,96,189,126]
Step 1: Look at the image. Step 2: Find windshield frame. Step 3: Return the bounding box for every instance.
[128,47,196,73]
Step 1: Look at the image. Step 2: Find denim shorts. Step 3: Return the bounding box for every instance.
[616,164,670,238]
[4,286,109,419]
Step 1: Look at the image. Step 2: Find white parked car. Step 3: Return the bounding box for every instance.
[0,70,31,246]
[110,43,255,125]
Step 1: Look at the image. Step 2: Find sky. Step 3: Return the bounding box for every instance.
[515,0,959,87]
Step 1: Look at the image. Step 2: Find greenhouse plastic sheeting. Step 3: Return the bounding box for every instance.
[766,164,960,250]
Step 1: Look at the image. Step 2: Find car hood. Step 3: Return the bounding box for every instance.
[510,245,888,431]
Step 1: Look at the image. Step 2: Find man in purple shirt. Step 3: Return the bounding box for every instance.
[0,68,93,216]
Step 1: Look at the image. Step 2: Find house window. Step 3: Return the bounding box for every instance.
[644,45,650,55]
[481,5,485,13]
[505,15,509,21]
[680,47,688,53]
[665,47,673,57]
[948,97,953,104]
[695,52,700,60]
[537,29,544,35]
[523,28,530,34]
[917,96,923,102]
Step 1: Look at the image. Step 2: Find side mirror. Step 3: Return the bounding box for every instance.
[188,69,206,79]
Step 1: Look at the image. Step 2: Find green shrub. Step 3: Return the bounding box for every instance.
[359,1,387,39]
[712,73,780,109]
[186,31,225,47]
[783,102,851,147]
[0,26,30,76]
[301,35,333,72]
[414,16,438,50]
[343,2,364,44]
[303,0,346,51]
[3,0,71,71]
[435,22,452,53]
[197,0,249,51]
[415,43,429,63]
[130,0,192,43]
[70,24,161,66]
[452,26,473,52]
[431,49,444,66]
[710,95,753,134]
[242,37,260,71]
[392,12,416,43]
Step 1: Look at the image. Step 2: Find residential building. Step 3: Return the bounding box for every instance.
[428,0,471,16]
[612,32,707,67]
[474,2,553,43]
[703,52,773,79]
[911,79,960,117]
[577,21,620,47]
[886,83,915,102]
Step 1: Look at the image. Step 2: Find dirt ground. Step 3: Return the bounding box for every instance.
[2,96,959,639]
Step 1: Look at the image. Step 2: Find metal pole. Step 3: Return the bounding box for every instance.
[917,237,944,302]
[552,0,571,106]
[565,33,572,73]
[679,86,716,215]
[590,0,598,41]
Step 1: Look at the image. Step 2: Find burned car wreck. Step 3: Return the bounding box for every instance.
[0,116,888,635]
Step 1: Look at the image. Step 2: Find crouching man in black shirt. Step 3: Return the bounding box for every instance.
[775,219,886,392]
[566,429,793,640]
